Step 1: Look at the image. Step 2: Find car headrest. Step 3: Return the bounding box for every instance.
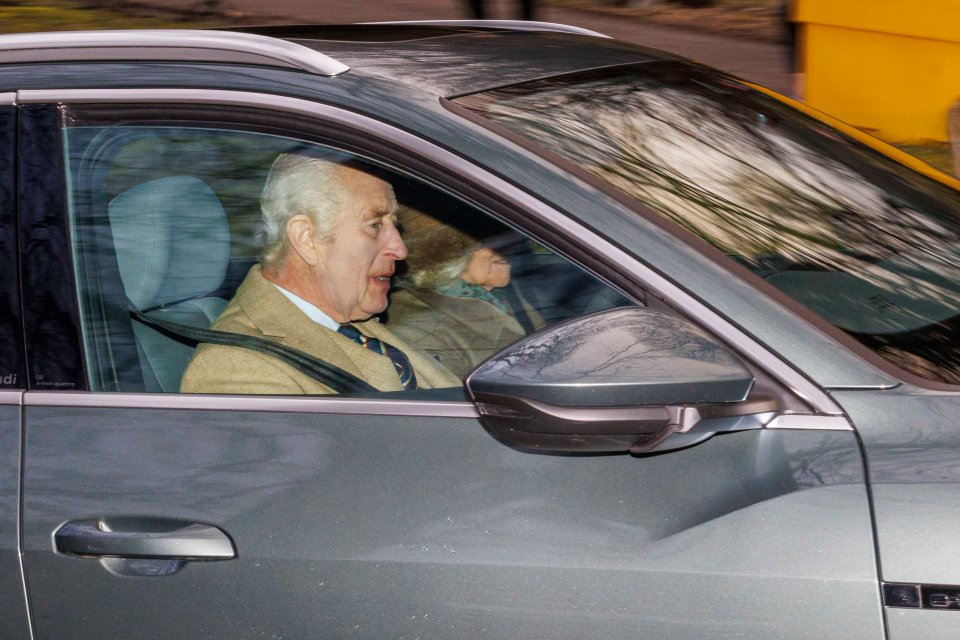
[109,176,231,310]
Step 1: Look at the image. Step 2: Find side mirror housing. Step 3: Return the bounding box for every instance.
[466,307,775,453]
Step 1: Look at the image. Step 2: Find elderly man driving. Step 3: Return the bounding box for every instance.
[181,153,459,395]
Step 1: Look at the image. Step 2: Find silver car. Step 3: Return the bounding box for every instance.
[1,22,959,639]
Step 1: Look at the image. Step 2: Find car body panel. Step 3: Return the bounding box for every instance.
[285,29,673,97]
[834,388,960,584]
[22,402,882,639]
[887,609,959,639]
[0,398,30,640]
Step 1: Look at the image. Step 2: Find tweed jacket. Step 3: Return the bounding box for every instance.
[180,266,460,395]
[387,286,544,378]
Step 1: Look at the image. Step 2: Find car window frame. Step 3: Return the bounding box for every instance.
[59,107,638,398]
[14,87,841,418]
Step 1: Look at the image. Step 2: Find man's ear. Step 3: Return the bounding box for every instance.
[285,214,320,266]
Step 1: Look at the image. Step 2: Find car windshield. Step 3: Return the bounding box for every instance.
[455,62,960,385]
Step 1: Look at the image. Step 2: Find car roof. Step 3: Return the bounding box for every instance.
[238,23,676,96]
[0,23,678,98]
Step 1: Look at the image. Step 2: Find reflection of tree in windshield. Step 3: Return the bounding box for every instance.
[473,76,960,307]
[459,67,960,383]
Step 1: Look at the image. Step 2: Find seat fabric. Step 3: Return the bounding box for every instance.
[109,176,231,392]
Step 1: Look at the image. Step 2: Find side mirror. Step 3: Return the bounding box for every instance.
[465,307,778,454]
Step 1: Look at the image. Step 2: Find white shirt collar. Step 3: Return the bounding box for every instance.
[273,284,340,332]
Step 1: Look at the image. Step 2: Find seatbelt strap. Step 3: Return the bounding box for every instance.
[502,283,536,334]
[129,307,377,394]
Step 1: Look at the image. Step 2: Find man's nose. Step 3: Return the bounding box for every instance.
[384,224,408,260]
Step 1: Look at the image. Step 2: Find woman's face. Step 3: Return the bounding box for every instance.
[461,246,511,290]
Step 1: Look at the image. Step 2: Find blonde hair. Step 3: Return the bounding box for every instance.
[408,252,474,289]
[398,204,484,289]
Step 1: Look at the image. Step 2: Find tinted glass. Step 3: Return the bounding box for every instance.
[0,107,22,389]
[64,123,630,394]
[457,63,960,384]
[21,105,84,390]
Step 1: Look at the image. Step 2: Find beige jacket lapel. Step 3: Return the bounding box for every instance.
[236,267,406,391]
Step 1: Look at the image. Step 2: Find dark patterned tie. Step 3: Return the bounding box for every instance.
[338,324,418,390]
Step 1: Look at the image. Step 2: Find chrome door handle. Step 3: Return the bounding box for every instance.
[55,517,235,560]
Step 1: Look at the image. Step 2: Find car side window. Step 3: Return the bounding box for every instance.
[63,123,632,395]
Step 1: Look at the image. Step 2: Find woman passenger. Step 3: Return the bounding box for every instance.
[388,206,543,377]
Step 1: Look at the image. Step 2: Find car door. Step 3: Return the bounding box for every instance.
[0,97,31,640]
[18,90,884,639]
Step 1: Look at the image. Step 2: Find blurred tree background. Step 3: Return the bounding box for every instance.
[0,0,214,33]
[552,0,785,42]
[0,0,952,177]
[0,0,785,38]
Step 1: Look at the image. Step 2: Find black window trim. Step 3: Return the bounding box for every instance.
[0,99,24,392]
[19,104,87,392]
[14,87,842,416]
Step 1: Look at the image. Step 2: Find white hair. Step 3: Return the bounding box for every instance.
[258,153,350,266]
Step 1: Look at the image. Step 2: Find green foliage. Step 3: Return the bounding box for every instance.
[0,0,208,34]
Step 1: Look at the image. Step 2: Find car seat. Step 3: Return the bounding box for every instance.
[108,176,231,392]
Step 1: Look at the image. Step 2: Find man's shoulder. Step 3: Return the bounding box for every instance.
[180,340,318,394]
[180,265,323,394]
[207,296,265,337]
[214,264,306,338]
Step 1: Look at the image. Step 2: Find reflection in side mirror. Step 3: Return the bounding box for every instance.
[466,307,777,454]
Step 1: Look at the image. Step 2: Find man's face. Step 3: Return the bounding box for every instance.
[312,166,405,323]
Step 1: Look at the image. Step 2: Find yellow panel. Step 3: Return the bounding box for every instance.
[795,0,960,44]
[802,22,960,142]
